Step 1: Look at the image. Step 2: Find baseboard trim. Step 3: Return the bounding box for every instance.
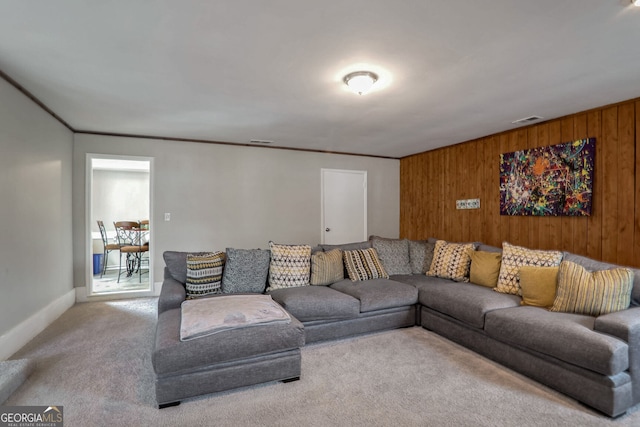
[0,289,76,361]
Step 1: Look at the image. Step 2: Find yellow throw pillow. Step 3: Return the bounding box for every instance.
[519,266,559,308]
[468,250,502,288]
[550,261,633,316]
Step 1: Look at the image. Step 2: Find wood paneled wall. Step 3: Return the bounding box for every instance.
[400,98,640,268]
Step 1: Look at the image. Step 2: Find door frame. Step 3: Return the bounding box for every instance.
[84,153,155,298]
[320,168,367,244]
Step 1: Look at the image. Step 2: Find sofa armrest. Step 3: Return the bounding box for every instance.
[595,307,640,342]
[158,277,186,315]
[595,307,640,404]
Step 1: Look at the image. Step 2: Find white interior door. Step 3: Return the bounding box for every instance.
[321,169,367,244]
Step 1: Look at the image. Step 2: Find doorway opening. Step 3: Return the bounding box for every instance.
[87,154,153,296]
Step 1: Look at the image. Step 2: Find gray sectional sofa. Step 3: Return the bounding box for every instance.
[153,239,640,417]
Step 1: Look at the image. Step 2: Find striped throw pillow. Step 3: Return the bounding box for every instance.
[267,242,311,291]
[550,260,633,316]
[186,252,225,299]
[426,240,476,282]
[343,248,389,281]
[310,249,344,286]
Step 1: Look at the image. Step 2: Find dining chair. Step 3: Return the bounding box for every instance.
[113,221,149,283]
[97,220,120,278]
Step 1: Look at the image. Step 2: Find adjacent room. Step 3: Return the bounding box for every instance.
[1,1,640,425]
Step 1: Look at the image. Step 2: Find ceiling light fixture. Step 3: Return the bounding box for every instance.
[343,71,379,95]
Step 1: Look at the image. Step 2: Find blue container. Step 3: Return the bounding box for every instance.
[93,253,103,275]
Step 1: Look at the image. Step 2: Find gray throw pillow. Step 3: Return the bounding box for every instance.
[371,236,411,275]
[408,240,436,274]
[221,248,271,294]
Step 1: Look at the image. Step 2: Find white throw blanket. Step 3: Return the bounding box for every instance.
[180,294,291,341]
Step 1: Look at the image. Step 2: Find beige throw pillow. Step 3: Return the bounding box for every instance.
[310,249,344,286]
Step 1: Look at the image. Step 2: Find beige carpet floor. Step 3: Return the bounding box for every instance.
[5,298,640,426]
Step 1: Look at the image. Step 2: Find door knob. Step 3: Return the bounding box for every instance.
[325,228,331,232]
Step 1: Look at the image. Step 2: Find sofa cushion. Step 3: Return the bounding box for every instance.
[484,306,629,376]
[418,280,521,329]
[563,252,640,307]
[408,240,435,274]
[269,285,360,322]
[519,266,558,308]
[550,260,633,316]
[389,274,450,290]
[495,242,563,296]
[343,248,389,281]
[468,250,502,288]
[477,244,502,253]
[319,240,372,252]
[310,249,344,286]
[426,240,476,282]
[153,307,305,376]
[221,248,270,294]
[330,278,418,312]
[371,236,412,275]
[267,242,311,291]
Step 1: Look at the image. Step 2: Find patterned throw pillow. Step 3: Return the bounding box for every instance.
[494,242,563,295]
[426,240,476,282]
[221,248,271,294]
[550,261,633,316]
[343,248,389,281]
[408,240,436,275]
[370,236,412,275]
[310,249,344,286]
[267,242,312,291]
[185,252,225,299]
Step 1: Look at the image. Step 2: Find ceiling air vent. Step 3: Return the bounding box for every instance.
[250,139,273,144]
[511,116,543,125]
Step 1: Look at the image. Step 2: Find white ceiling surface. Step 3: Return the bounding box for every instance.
[1,1,639,158]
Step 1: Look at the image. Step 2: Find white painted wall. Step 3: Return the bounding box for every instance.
[0,78,74,349]
[73,135,400,286]
[92,169,150,233]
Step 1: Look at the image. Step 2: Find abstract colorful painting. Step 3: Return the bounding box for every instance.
[499,138,595,216]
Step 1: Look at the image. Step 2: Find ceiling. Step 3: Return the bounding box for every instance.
[1,1,639,158]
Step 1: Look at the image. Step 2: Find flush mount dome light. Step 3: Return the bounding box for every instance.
[343,71,379,95]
